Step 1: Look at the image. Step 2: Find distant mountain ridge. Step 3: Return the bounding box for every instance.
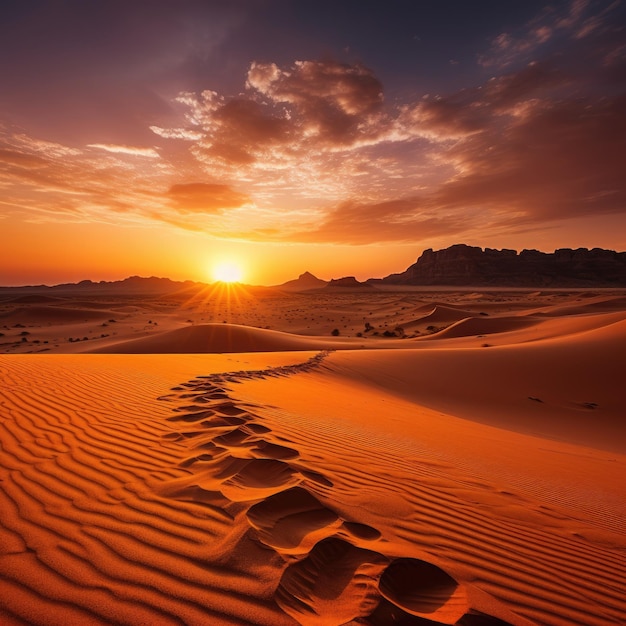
[3,245,626,292]
[373,244,626,287]
[275,271,328,291]
[0,275,200,295]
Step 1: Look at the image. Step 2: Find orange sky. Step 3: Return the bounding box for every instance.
[1,1,625,286]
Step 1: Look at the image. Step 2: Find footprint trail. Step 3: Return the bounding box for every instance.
[159,351,513,626]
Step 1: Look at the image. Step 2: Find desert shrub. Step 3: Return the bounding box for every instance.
[331,328,340,336]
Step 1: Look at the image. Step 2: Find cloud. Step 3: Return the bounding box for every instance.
[169,59,389,172]
[477,0,619,68]
[286,51,626,245]
[87,144,160,158]
[167,183,250,213]
[3,0,624,251]
[0,148,47,169]
[246,60,384,146]
[287,197,471,245]
[149,126,204,141]
[0,131,167,226]
[247,60,383,115]
[433,94,626,221]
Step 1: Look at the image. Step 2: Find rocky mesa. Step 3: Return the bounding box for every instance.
[375,244,626,287]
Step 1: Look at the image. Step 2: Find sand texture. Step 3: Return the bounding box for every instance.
[1,288,625,625]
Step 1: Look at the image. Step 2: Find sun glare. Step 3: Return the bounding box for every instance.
[212,262,244,284]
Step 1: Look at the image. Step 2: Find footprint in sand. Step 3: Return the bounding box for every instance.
[161,364,511,626]
[376,557,469,625]
[457,612,515,625]
[277,542,508,626]
[276,537,388,625]
[246,486,342,552]
[166,409,217,422]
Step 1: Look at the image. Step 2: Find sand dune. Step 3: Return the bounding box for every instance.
[431,315,541,339]
[338,319,626,451]
[527,294,626,317]
[0,305,113,324]
[404,304,477,330]
[1,288,625,625]
[90,323,367,353]
[2,294,65,304]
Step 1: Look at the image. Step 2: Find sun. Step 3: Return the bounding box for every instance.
[212,261,244,284]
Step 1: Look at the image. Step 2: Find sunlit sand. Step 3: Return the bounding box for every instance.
[1,286,625,625]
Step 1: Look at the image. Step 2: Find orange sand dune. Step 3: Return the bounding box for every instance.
[408,304,477,327]
[0,305,113,324]
[524,294,626,317]
[1,294,65,304]
[339,318,626,451]
[431,315,541,338]
[233,351,625,625]
[90,323,370,353]
[1,343,624,624]
[428,309,626,342]
[1,289,625,625]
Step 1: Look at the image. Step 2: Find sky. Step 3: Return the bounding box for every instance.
[1,0,625,286]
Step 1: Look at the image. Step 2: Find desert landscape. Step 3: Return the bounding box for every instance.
[1,280,625,625]
[3,1,626,624]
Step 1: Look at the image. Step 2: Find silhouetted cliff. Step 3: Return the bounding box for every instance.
[375,245,626,287]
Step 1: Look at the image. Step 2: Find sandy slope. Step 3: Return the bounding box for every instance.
[89,323,373,353]
[1,289,625,625]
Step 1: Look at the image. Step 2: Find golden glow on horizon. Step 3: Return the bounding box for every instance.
[212,261,244,284]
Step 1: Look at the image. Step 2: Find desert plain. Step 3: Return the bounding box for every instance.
[0,283,625,625]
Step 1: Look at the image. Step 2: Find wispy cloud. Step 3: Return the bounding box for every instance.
[87,144,160,158]
[168,182,250,213]
[477,0,620,68]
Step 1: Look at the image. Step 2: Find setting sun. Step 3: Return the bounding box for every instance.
[212,261,244,284]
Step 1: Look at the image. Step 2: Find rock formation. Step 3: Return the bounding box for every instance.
[375,244,626,287]
[276,271,328,292]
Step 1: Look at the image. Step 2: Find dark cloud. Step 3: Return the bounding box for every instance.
[248,60,383,115]
[173,59,388,165]
[249,60,384,146]
[167,182,250,213]
[435,94,626,220]
[201,98,291,164]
